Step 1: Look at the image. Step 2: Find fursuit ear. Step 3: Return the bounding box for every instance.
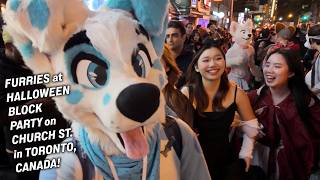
[105,0,133,11]
[105,0,169,56]
[230,21,239,36]
[131,0,169,56]
[245,19,253,29]
[3,22,53,75]
[4,0,89,54]
[3,0,89,74]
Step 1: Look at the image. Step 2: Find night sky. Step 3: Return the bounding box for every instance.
[276,0,313,21]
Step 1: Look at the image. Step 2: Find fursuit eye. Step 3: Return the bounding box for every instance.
[76,59,108,88]
[132,50,148,77]
[131,43,152,78]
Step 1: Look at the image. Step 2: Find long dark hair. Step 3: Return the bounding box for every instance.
[190,30,202,43]
[262,48,320,132]
[186,40,229,114]
[161,44,194,127]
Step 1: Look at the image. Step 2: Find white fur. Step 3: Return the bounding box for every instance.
[3,0,89,54]
[239,134,255,159]
[226,19,262,89]
[227,19,254,67]
[239,119,260,138]
[229,20,253,47]
[4,1,166,156]
[239,119,261,159]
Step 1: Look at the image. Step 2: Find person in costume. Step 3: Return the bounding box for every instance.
[265,23,300,59]
[3,0,211,179]
[248,48,320,180]
[181,41,260,179]
[226,20,262,91]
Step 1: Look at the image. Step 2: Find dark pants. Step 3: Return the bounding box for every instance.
[211,159,266,180]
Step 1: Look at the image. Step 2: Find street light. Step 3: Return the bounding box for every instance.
[279,17,283,21]
[301,15,310,22]
[288,13,293,18]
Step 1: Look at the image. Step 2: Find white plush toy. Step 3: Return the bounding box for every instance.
[3,0,210,179]
[226,20,262,91]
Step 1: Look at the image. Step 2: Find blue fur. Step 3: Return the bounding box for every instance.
[92,0,104,10]
[10,0,21,11]
[64,43,110,86]
[105,0,132,11]
[103,94,111,106]
[159,74,165,88]
[66,90,84,104]
[130,0,168,55]
[151,16,168,56]
[19,41,34,60]
[27,0,50,30]
[152,59,163,71]
[79,123,161,179]
[105,0,168,56]
[130,0,168,35]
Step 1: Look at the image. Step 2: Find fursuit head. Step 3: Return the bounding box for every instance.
[3,0,169,160]
[226,19,262,91]
[230,19,253,47]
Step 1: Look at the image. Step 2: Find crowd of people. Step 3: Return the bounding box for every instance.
[0,15,320,180]
[163,19,320,180]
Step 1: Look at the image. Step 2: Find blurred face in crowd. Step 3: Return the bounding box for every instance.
[263,53,293,90]
[310,39,320,50]
[166,28,186,53]
[186,24,193,35]
[209,24,217,32]
[193,32,200,42]
[195,47,225,82]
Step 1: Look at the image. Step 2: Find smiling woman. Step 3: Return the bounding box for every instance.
[248,48,320,180]
[181,40,260,179]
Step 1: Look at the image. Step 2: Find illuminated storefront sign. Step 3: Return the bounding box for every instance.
[191,0,197,8]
